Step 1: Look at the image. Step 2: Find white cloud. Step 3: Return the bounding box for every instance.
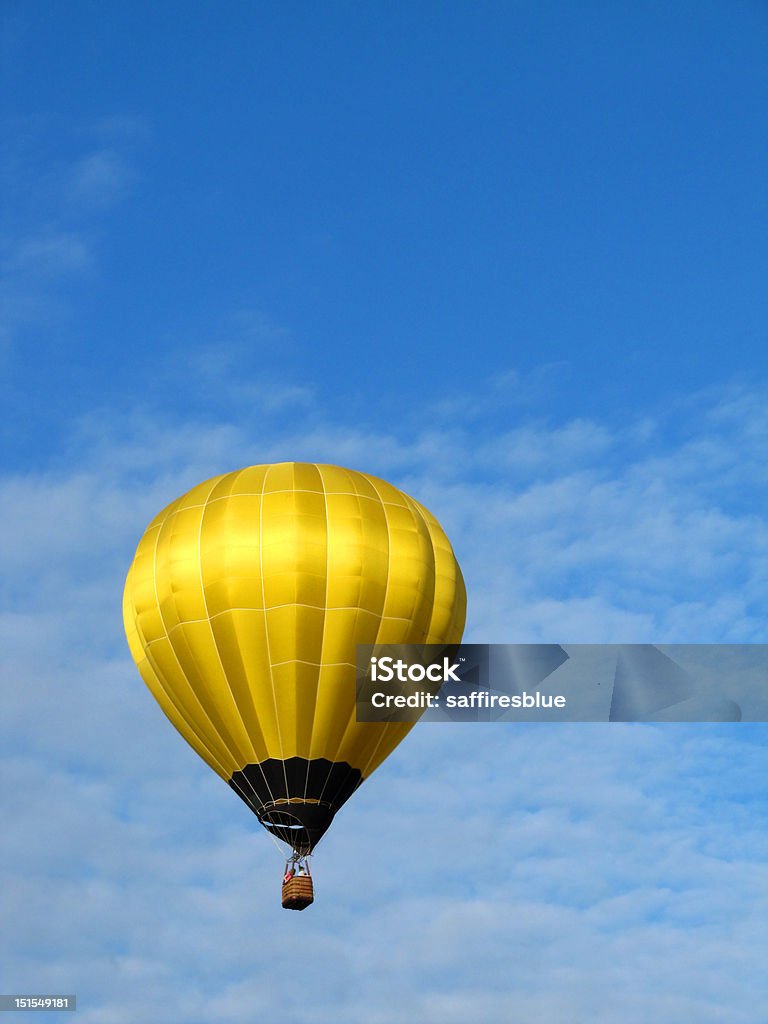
[1,379,767,1021]
[2,232,92,277]
[67,150,134,209]
[0,128,138,349]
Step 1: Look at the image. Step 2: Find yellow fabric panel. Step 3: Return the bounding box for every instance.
[154,504,209,626]
[306,662,353,760]
[138,634,239,770]
[206,610,272,760]
[123,462,467,784]
[270,660,323,753]
[180,475,227,506]
[261,486,327,610]
[320,607,380,664]
[135,656,234,781]
[147,629,254,763]
[344,720,413,777]
[265,604,325,667]
[200,494,266,614]
[124,611,239,774]
[410,498,467,643]
[129,523,165,646]
[324,492,388,614]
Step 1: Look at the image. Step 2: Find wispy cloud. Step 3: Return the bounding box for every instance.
[1,377,766,1021]
[0,123,141,351]
[66,149,135,209]
[2,231,92,277]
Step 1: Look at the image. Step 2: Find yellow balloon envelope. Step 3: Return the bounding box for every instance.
[123,462,466,854]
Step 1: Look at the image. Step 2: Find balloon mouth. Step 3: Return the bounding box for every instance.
[258,802,336,855]
[229,757,363,853]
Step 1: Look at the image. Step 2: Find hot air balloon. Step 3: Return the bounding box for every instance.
[123,462,466,909]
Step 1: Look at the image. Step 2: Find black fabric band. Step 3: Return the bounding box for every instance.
[229,757,363,852]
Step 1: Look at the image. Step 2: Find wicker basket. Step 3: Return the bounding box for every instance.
[282,875,314,911]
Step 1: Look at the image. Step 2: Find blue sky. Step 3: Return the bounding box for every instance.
[1,3,767,1022]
